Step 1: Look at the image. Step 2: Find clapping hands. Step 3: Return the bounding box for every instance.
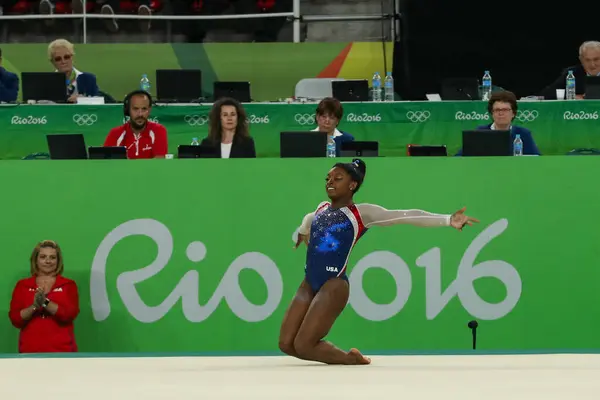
[33,288,46,309]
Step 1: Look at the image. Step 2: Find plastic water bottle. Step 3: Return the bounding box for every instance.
[566,70,576,100]
[513,134,523,156]
[372,72,382,102]
[140,74,151,93]
[384,72,394,102]
[481,70,492,100]
[326,136,336,158]
[191,137,199,146]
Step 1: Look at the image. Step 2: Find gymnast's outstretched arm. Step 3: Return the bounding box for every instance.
[356,203,452,228]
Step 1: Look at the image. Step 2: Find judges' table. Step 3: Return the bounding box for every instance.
[1,100,598,159]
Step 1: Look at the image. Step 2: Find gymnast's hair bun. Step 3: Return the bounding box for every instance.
[351,158,367,177]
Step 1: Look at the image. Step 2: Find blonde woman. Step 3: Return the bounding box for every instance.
[48,38,100,103]
[8,240,80,353]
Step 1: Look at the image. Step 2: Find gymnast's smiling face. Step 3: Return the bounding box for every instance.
[325,167,354,201]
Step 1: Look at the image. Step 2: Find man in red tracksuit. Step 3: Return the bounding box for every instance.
[104,90,168,159]
[9,275,80,353]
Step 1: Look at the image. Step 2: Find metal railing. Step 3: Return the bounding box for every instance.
[0,0,399,43]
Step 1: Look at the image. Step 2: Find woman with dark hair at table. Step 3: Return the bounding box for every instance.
[200,97,257,158]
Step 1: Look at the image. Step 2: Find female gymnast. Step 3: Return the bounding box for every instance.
[278,158,479,365]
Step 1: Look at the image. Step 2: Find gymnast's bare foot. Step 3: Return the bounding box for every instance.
[349,348,371,365]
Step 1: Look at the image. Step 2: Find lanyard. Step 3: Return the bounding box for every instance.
[66,70,77,95]
[126,133,142,156]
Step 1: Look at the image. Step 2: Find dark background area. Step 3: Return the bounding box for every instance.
[393,0,600,100]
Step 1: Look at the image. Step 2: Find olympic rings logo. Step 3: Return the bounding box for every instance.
[184,115,209,126]
[72,114,98,126]
[516,110,538,122]
[294,113,315,125]
[406,111,431,123]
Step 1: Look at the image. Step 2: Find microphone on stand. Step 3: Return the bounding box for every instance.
[467,320,478,350]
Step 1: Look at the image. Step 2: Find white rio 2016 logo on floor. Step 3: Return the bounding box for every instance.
[90,218,521,323]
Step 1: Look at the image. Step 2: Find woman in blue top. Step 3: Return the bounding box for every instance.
[278,158,479,365]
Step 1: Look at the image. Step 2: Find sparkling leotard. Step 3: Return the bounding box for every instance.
[297,202,451,293]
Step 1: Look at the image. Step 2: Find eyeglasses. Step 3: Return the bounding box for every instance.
[53,54,72,62]
[492,108,512,114]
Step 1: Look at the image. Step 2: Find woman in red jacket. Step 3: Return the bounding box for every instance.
[8,240,80,353]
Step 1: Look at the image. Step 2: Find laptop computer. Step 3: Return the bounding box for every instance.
[441,77,480,101]
[332,80,370,102]
[177,144,220,158]
[461,130,512,156]
[22,72,68,103]
[88,146,127,159]
[584,76,600,99]
[156,69,203,102]
[46,133,88,159]
[407,144,448,157]
[340,141,379,157]
[280,131,327,158]
[214,81,251,103]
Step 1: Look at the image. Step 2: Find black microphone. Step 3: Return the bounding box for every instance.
[467,320,478,350]
[457,87,473,100]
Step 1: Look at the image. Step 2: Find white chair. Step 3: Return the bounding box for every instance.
[294,78,346,100]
